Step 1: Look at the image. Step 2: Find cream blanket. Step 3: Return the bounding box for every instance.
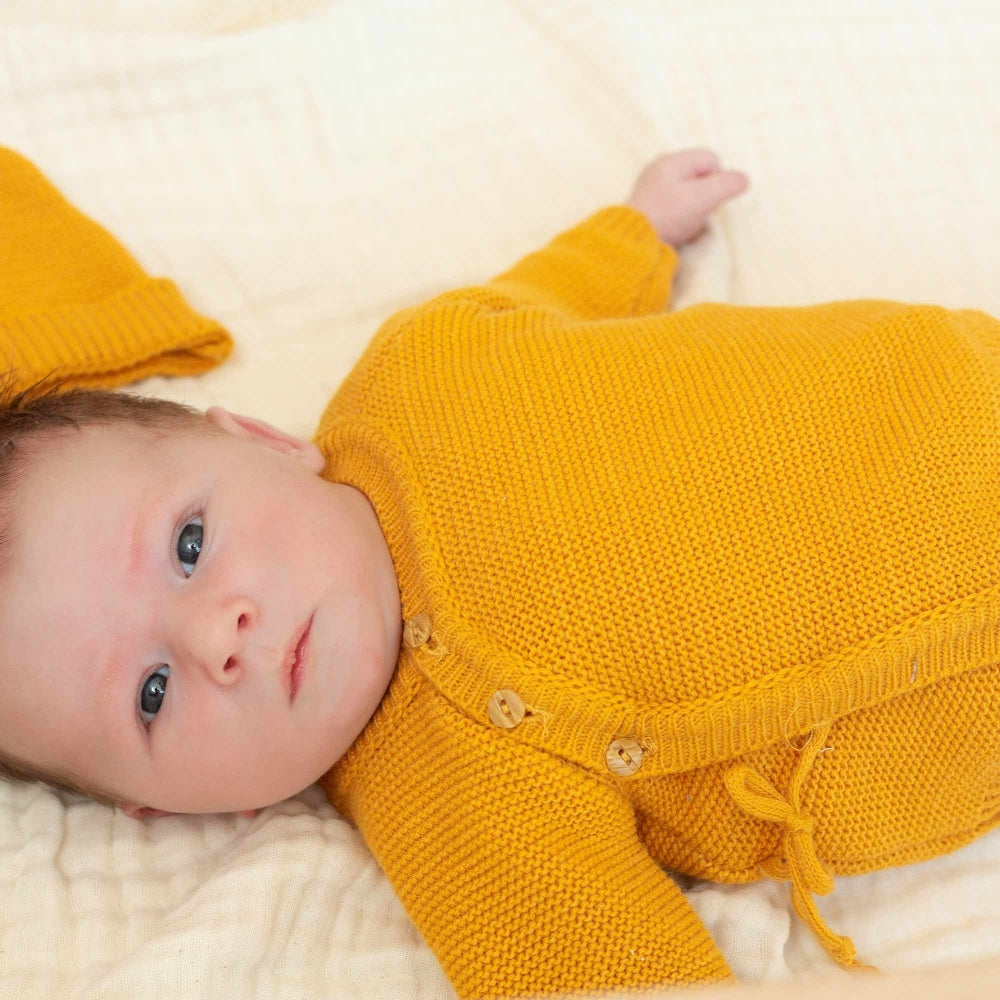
[2,2,999,996]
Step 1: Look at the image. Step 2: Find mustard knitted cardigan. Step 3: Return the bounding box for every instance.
[317,206,1000,998]
[1,147,231,393]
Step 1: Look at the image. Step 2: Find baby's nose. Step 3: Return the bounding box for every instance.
[182,597,256,681]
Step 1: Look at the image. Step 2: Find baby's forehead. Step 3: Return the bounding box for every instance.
[25,417,212,462]
[18,421,154,477]
[4,421,228,575]
[11,425,154,519]
[12,420,212,514]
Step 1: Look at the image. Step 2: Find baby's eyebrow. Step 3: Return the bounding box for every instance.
[96,642,151,758]
[127,488,163,581]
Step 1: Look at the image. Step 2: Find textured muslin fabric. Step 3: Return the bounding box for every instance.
[317,207,1000,997]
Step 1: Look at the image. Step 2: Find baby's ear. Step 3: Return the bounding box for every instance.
[205,406,325,474]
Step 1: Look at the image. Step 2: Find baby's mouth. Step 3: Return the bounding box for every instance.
[283,614,314,703]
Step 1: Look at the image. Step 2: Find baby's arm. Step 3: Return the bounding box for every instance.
[336,700,735,995]
[478,149,748,322]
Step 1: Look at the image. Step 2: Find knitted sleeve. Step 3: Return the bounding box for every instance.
[480,205,678,321]
[330,685,734,999]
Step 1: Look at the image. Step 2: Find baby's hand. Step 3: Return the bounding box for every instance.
[626,149,749,247]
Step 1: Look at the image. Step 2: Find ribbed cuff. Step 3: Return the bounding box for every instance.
[0,276,233,390]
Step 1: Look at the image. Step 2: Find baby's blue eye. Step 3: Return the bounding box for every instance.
[177,517,203,576]
[139,666,169,727]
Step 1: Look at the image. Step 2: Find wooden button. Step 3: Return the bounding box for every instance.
[402,612,432,649]
[487,689,526,729]
[606,738,644,776]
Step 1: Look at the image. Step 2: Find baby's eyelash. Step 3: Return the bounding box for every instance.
[172,506,206,574]
[138,664,170,731]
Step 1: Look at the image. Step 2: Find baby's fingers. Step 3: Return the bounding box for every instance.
[690,169,750,211]
[670,148,722,179]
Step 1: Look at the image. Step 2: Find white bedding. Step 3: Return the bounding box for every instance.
[2,2,1000,996]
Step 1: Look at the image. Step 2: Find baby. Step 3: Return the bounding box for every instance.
[3,149,1000,1000]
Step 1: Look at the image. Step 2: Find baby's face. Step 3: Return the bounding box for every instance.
[0,411,401,815]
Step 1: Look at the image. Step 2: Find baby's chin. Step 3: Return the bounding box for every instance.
[139,764,322,816]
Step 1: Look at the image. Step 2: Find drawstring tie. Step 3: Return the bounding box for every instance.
[723,721,879,974]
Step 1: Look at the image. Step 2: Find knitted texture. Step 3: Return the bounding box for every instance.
[0,147,231,392]
[317,206,1000,998]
